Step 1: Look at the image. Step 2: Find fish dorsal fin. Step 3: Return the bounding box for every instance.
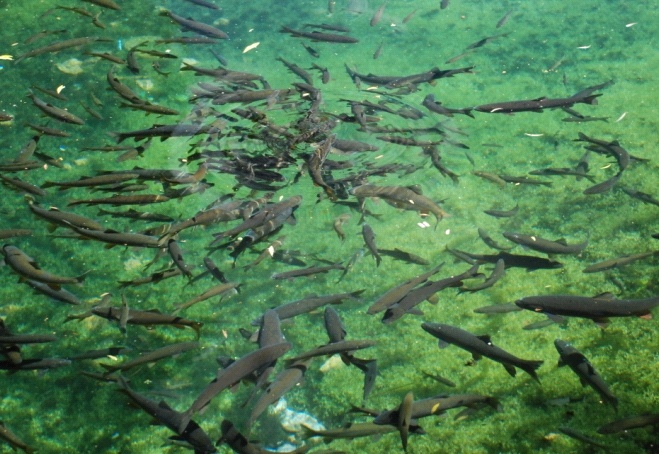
[593,292,615,300]
[532,97,547,102]
[477,335,492,345]
[554,238,568,245]
[158,400,173,410]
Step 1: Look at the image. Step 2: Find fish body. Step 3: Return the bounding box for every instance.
[515,294,659,324]
[421,322,543,381]
[554,339,617,409]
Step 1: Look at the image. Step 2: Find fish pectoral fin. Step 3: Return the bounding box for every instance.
[476,335,492,345]
[471,353,482,361]
[437,339,450,349]
[579,377,589,387]
[546,313,567,325]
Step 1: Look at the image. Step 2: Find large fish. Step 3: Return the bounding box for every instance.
[421,322,543,381]
[2,245,86,288]
[515,293,659,326]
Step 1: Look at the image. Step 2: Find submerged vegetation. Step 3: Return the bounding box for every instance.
[0,0,657,453]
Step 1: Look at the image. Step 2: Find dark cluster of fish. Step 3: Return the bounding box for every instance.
[0,0,657,453]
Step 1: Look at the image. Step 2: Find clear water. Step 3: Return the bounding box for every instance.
[0,0,657,453]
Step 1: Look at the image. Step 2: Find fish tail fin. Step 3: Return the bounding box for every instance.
[177,409,192,434]
[521,360,544,382]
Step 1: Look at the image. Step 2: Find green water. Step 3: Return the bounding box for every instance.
[0,0,657,453]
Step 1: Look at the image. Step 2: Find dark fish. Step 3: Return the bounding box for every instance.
[583,171,623,195]
[382,264,480,324]
[597,414,659,434]
[503,232,588,255]
[248,358,311,426]
[583,250,657,273]
[277,57,314,85]
[465,33,509,50]
[117,377,216,454]
[421,322,543,381]
[379,248,429,265]
[69,305,203,336]
[477,228,512,251]
[25,279,82,305]
[367,264,443,315]
[496,10,514,28]
[473,303,522,314]
[82,0,120,10]
[280,26,359,43]
[218,419,266,453]
[251,290,363,325]
[101,341,199,374]
[67,194,170,206]
[302,421,407,441]
[370,2,387,26]
[352,184,448,227]
[459,258,505,292]
[554,339,618,409]
[119,268,183,287]
[15,36,103,62]
[516,294,659,326]
[285,339,376,364]
[2,245,86,288]
[423,94,474,118]
[271,263,344,280]
[362,223,381,266]
[557,427,606,449]
[173,282,239,314]
[182,342,292,430]
[374,393,501,425]
[474,82,611,113]
[0,422,35,454]
[621,187,659,207]
[499,175,552,187]
[446,248,563,271]
[484,204,519,218]
[69,226,162,248]
[575,132,630,171]
[159,10,228,39]
[28,92,84,125]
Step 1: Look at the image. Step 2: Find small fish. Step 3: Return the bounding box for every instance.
[362,223,381,266]
[554,339,618,409]
[503,232,588,255]
[370,2,387,26]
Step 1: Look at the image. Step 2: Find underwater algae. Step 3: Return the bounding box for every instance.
[0,0,657,453]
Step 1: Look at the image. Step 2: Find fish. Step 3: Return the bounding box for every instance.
[597,414,659,434]
[423,94,474,118]
[379,248,429,265]
[367,264,444,315]
[28,92,85,125]
[582,250,657,273]
[251,290,364,326]
[276,57,314,85]
[173,282,239,314]
[515,293,659,325]
[280,26,359,43]
[352,184,448,227]
[159,10,228,39]
[67,194,170,206]
[69,305,203,337]
[370,2,387,26]
[81,0,120,10]
[285,339,376,364]
[554,339,618,409]
[217,419,265,453]
[502,232,588,254]
[15,36,103,62]
[557,427,606,449]
[459,258,505,292]
[398,391,413,451]
[583,171,623,195]
[361,223,381,266]
[101,341,199,374]
[2,244,86,288]
[621,187,659,207]
[374,393,501,425]
[248,358,311,427]
[474,81,611,113]
[182,342,292,431]
[382,264,480,323]
[446,248,563,271]
[421,322,543,381]
[271,263,345,280]
[0,422,35,454]
[116,377,216,453]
